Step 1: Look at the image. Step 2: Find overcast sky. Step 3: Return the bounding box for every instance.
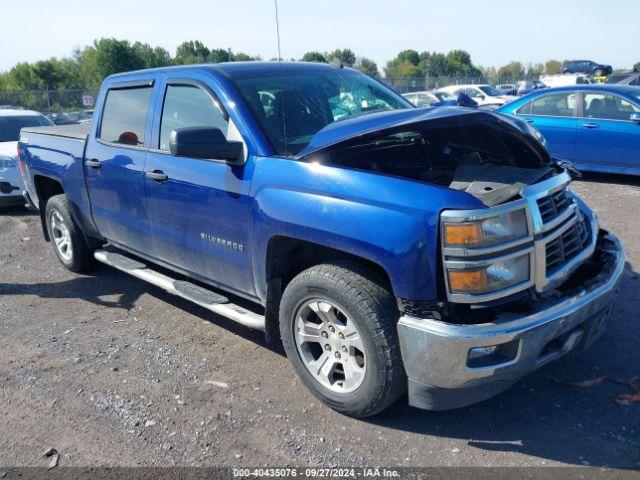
[1,0,637,72]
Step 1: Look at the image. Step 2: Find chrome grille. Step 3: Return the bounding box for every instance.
[537,189,572,224]
[545,216,592,273]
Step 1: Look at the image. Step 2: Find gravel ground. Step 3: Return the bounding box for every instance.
[0,172,638,469]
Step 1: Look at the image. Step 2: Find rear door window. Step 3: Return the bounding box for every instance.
[583,93,639,121]
[99,87,153,146]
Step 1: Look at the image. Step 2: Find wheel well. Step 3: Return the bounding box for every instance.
[34,175,64,241]
[263,236,393,343]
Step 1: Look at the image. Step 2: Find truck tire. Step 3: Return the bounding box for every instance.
[45,194,95,273]
[279,261,406,417]
[594,68,605,77]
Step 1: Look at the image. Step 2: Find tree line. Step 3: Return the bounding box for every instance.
[1,38,638,94]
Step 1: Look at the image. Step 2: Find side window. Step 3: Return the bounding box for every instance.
[415,95,432,107]
[583,93,639,121]
[516,101,533,115]
[532,92,576,117]
[466,88,482,98]
[99,87,152,146]
[159,84,228,151]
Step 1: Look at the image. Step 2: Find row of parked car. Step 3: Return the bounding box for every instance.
[2,60,639,209]
[403,78,640,176]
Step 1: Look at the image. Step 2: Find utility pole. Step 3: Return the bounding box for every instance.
[45,85,51,115]
[228,48,232,62]
[425,60,431,91]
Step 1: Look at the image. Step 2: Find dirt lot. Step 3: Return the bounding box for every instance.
[0,173,638,469]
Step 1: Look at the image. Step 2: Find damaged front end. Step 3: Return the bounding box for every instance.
[398,231,625,410]
[299,108,626,410]
[300,108,562,207]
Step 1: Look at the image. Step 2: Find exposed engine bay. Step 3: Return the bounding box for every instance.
[310,112,562,206]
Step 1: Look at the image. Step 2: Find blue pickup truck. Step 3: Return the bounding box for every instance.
[17,62,625,417]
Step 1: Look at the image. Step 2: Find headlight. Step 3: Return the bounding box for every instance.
[442,208,529,249]
[446,253,531,294]
[525,124,548,148]
[0,156,17,171]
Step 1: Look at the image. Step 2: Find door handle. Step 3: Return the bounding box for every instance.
[146,170,168,182]
[582,123,599,129]
[85,159,101,169]
[524,118,534,124]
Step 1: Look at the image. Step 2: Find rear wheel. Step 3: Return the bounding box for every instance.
[45,194,95,272]
[280,261,406,417]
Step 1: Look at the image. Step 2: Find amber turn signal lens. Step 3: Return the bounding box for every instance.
[444,223,484,246]
[448,269,488,293]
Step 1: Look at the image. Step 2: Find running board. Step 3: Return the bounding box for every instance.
[94,249,265,331]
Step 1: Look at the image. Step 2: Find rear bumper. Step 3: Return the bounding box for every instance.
[397,230,625,410]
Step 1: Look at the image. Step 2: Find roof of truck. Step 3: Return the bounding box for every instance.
[106,61,353,81]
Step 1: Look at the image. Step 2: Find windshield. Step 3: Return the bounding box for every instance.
[479,85,504,97]
[232,69,410,155]
[0,115,52,142]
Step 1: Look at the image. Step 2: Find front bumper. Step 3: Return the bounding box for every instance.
[398,230,625,410]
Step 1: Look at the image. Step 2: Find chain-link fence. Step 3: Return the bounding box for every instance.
[0,88,99,115]
[386,74,542,93]
[0,74,547,114]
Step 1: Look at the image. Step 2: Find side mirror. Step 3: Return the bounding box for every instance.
[169,127,244,165]
[631,113,640,124]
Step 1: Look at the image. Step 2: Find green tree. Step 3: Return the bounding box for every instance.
[397,49,420,66]
[232,52,258,61]
[479,66,498,83]
[526,63,545,76]
[328,48,356,67]
[497,61,525,81]
[91,38,145,80]
[209,48,231,63]
[133,42,171,68]
[544,59,563,75]
[32,59,67,89]
[3,63,38,90]
[421,52,448,76]
[301,51,327,63]
[355,57,379,77]
[175,40,210,64]
[385,50,423,79]
[445,50,480,76]
[633,61,640,71]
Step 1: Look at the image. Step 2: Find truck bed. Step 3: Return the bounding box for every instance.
[21,122,91,140]
[19,122,92,218]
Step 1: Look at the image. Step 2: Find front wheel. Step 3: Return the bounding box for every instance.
[45,194,95,273]
[279,261,406,417]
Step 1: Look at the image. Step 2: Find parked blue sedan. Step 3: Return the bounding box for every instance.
[497,85,640,175]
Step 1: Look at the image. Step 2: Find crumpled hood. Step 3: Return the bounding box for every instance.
[295,107,528,159]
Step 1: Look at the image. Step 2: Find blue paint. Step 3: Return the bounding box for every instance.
[498,85,640,175]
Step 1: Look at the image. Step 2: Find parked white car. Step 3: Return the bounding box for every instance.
[539,74,594,88]
[402,90,457,107]
[0,109,52,207]
[436,84,517,107]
